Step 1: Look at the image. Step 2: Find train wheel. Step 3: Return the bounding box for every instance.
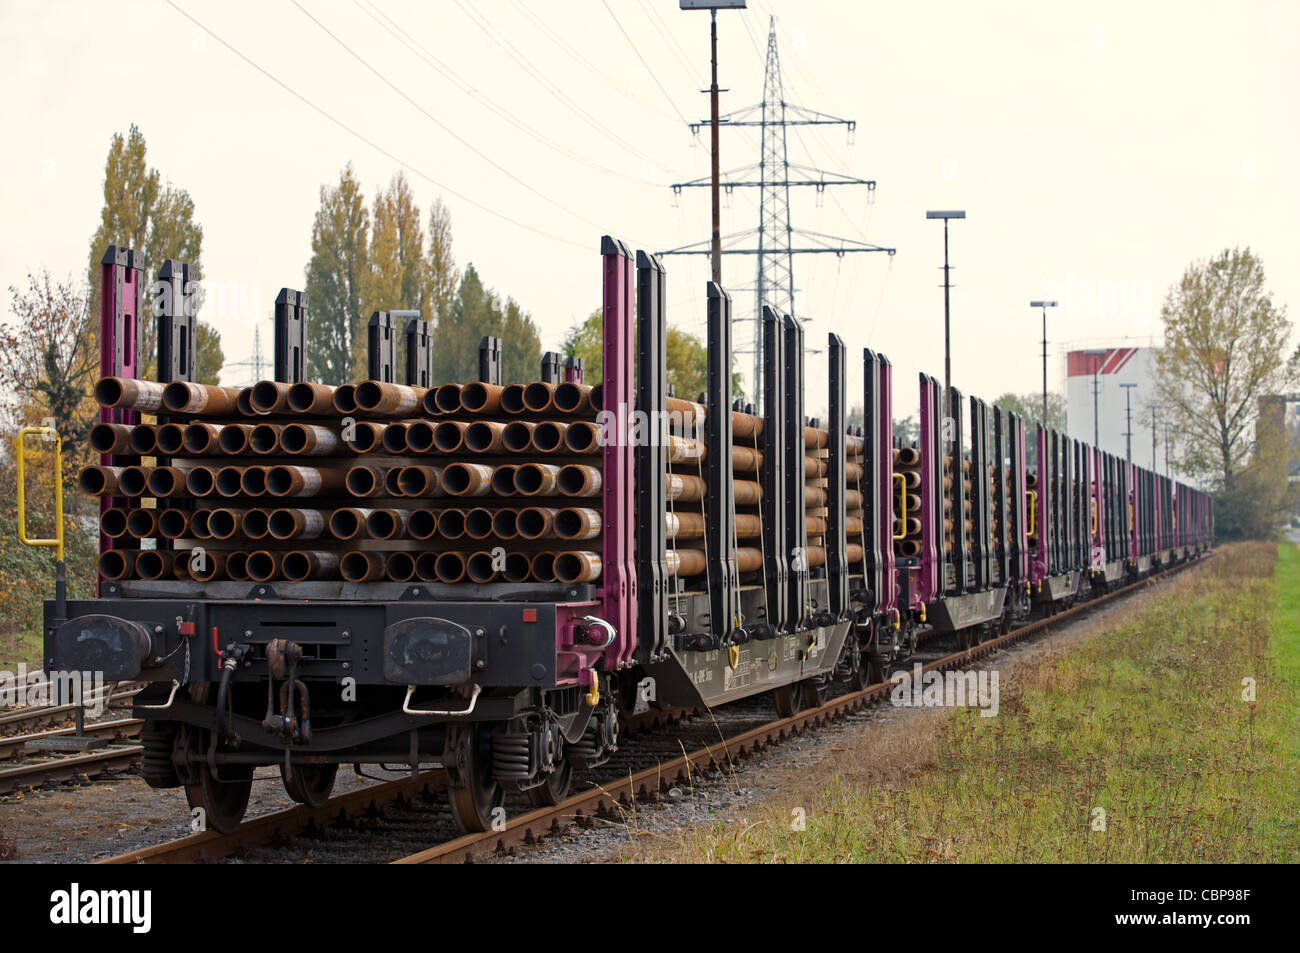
[773,678,822,718]
[446,723,504,834]
[185,763,253,834]
[527,757,573,808]
[281,763,338,808]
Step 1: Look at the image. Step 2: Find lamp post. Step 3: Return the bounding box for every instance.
[1030,300,1058,427]
[1120,382,1137,466]
[927,210,965,407]
[680,1,748,285]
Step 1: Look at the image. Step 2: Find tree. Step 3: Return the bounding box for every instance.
[562,310,732,399]
[363,173,426,378]
[562,309,603,381]
[991,392,1067,432]
[1155,247,1297,490]
[0,271,97,455]
[305,164,370,386]
[425,197,459,327]
[195,324,224,385]
[87,125,207,379]
[500,297,541,385]
[431,264,491,384]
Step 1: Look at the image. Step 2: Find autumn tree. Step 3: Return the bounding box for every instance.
[425,197,459,327]
[429,265,541,385]
[361,172,426,378]
[0,272,98,455]
[87,125,211,378]
[305,165,369,386]
[195,324,225,385]
[1155,248,1297,488]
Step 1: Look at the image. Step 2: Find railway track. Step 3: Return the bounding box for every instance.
[0,684,143,737]
[0,742,144,796]
[96,556,1203,865]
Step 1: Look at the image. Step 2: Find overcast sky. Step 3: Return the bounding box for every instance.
[3,0,1297,421]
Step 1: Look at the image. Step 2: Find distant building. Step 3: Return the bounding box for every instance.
[1065,346,1162,467]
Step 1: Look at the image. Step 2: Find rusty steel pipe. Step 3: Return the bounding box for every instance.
[396,465,443,498]
[247,423,283,455]
[385,551,416,583]
[428,383,463,415]
[118,466,149,497]
[437,508,467,539]
[235,388,256,418]
[328,507,374,540]
[514,463,561,496]
[441,462,494,497]
[346,421,387,454]
[523,381,556,413]
[896,447,921,468]
[530,422,566,453]
[556,464,601,498]
[381,422,411,455]
[384,468,404,497]
[189,550,227,583]
[588,384,604,412]
[134,550,174,581]
[162,381,241,416]
[268,507,327,541]
[502,422,536,453]
[241,509,271,540]
[554,551,601,583]
[500,384,527,414]
[466,551,498,584]
[408,508,440,540]
[280,424,342,456]
[98,549,136,581]
[216,424,254,455]
[157,508,190,539]
[367,508,411,540]
[186,466,219,498]
[414,552,440,583]
[246,550,282,582]
[125,508,158,539]
[433,421,469,454]
[287,382,338,415]
[250,380,292,415]
[491,465,518,496]
[355,381,426,417]
[502,552,533,583]
[89,423,133,455]
[346,465,388,498]
[283,550,340,582]
[805,485,826,508]
[147,466,191,498]
[333,384,358,415]
[267,465,346,498]
[664,511,705,539]
[238,466,270,497]
[79,465,122,497]
[128,424,158,456]
[564,421,602,454]
[516,506,558,540]
[492,508,519,539]
[433,551,467,584]
[529,551,557,583]
[459,381,504,415]
[553,382,592,414]
[155,423,186,455]
[554,507,602,540]
[100,508,130,538]
[466,421,506,453]
[464,507,495,540]
[95,376,166,413]
[225,552,250,581]
[181,422,223,455]
[403,421,435,454]
[340,551,385,582]
[206,508,246,541]
[665,548,708,577]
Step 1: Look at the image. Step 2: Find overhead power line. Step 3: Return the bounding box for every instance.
[164,1,588,249]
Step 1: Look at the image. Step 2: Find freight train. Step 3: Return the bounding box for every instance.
[37,240,1212,834]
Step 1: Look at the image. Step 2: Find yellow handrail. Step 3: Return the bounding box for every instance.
[16,426,63,561]
[1026,490,1037,538]
[893,472,906,540]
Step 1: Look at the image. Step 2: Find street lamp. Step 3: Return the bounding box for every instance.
[680,1,747,286]
[1120,382,1137,466]
[1030,300,1058,427]
[927,210,965,408]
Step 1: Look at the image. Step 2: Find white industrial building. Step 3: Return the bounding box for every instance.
[1064,346,1169,471]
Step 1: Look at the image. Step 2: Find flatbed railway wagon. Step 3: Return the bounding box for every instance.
[34,238,1211,834]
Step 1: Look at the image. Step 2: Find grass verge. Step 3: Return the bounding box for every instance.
[626,542,1298,863]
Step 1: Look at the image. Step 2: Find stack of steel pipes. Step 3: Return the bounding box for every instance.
[892,447,922,558]
[83,375,609,586]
